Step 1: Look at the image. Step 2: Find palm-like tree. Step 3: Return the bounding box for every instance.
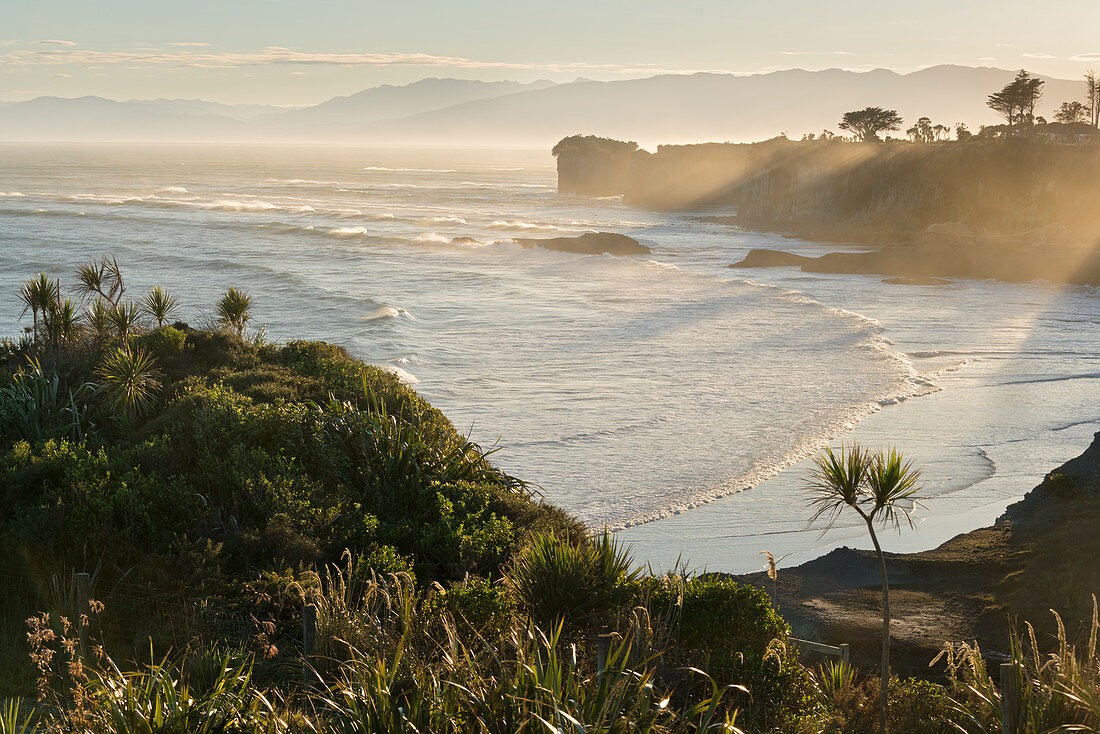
[108,301,141,345]
[216,287,254,337]
[45,298,82,350]
[19,273,60,340]
[96,346,161,420]
[85,299,114,344]
[806,445,922,734]
[75,256,125,305]
[140,286,179,327]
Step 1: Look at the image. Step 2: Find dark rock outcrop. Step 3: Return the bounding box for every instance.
[516,231,650,256]
[729,249,813,268]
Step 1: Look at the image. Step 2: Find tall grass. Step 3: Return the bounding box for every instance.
[938,596,1100,733]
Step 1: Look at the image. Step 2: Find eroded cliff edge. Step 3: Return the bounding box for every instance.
[555,135,1100,284]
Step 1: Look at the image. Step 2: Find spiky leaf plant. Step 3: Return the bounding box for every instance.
[507,530,640,631]
[85,299,114,344]
[140,286,179,327]
[75,256,125,305]
[44,297,82,350]
[96,346,161,420]
[215,287,253,337]
[107,300,141,345]
[19,273,60,340]
[806,444,922,734]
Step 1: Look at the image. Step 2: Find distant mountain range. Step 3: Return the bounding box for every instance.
[0,66,1087,146]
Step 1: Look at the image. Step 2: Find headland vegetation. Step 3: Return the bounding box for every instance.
[1,256,1099,732]
[554,70,1100,286]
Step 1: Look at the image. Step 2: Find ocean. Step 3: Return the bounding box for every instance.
[2,143,1098,572]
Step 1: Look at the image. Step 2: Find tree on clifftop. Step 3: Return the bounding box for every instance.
[838,107,903,142]
[1055,100,1089,124]
[988,70,1044,134]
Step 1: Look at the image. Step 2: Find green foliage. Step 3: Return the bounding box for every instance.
[0,698,35,734]
[44,297,82,349]
[75,256,125,306]
[140,285,179,327]
[508,530,640,632]
[85,299,114,344]
[430,577,516,641]
[107,300,141,345]
[133,325,186,360]
[216,287,254,337]
[19,273,60,339]
[810,668,954,734]
[96,346,162,420]
[0,358,96,442]
[0,437,198,557]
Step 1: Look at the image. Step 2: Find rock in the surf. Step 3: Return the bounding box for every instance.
[516,231,650,256]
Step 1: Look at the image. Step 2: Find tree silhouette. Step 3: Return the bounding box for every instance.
[906,116,935,143]
[988,70,1045,134]
[1086,70,1100,128]
[806,444,922,734]
[1055,100,1089,124]
[839,107,903,142]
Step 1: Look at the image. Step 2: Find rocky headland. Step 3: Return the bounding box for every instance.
[554,135,1100,285]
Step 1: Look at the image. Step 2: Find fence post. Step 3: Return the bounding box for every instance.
[838,643,850,667]
[303,603,317,686]
[75,572,91,656]
[596,633,613,676]
[1000,662,1018,734]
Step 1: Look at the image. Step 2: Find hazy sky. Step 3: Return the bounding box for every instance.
[2,0,1098,104]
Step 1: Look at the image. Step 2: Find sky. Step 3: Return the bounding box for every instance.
[2,0,1099,105]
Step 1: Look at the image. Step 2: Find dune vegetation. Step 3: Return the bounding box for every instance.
[1,258,1099,733]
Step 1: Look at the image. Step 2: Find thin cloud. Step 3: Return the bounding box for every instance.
[779,50,854,56]
[169,42,210,47]
[1024,52,1056,59]
[38,40,76,46]
[0,46,672,74]
[1072,53,1100,62]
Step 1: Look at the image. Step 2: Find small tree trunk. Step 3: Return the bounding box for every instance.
[866,519,890,734]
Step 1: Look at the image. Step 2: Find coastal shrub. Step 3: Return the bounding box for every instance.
[133,324,186,359]
[810,670,953,734]
[428,576,516,641]
[95,345,162,420]
[640,574,801,730]
[507,530,640,633]
[0,437,199,561]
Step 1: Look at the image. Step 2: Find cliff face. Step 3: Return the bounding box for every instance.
[553,135,638,196]
[555,135,1100,244]
[732,141,1100,242]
